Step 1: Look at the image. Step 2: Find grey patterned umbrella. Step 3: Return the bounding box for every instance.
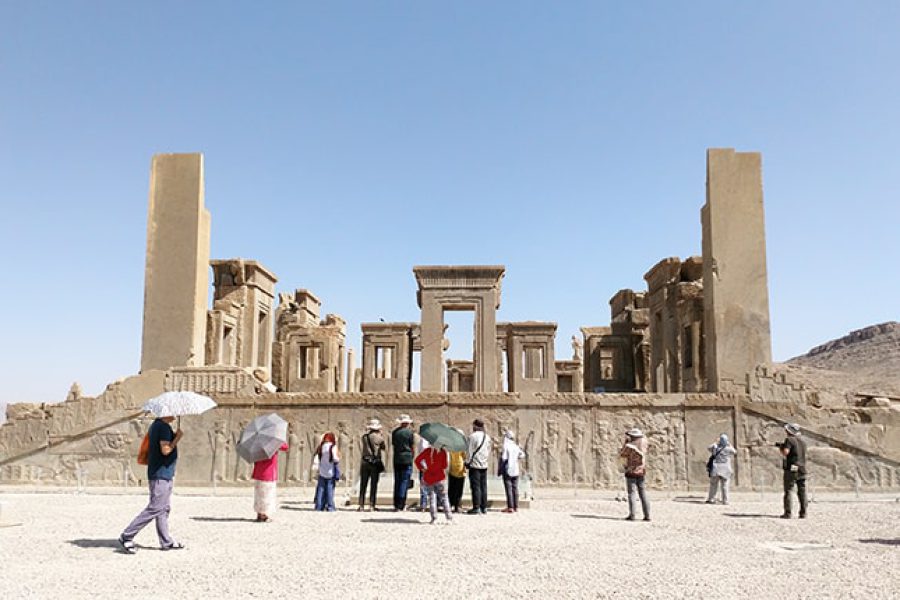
[237,413,289,463]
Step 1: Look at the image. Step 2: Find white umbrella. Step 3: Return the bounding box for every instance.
[237,413,288,463]
[142,391,217,417]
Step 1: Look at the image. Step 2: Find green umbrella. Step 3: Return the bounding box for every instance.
[419,422,467,452]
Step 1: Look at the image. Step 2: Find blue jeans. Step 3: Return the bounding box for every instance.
[315,476,336,511]
[393,464,413,510]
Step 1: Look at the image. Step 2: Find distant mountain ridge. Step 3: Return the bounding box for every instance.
[786,321,900,397]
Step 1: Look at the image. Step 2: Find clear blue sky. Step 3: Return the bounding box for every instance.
[1,2,898,409]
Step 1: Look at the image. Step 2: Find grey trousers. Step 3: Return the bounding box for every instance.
[783,471,808,516]
[707,475,730,504]
[121,478,175,547]
[625,475,650,519]
[425,481,452,521]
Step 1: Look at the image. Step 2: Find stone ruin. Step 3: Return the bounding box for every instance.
[1,149,897,491]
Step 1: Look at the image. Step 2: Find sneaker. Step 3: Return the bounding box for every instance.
[118,535,136,555]
[780,513,791,519]
[624,515,635,521]
[643,516,651,522]
[466,508,480,515]
[430,517,437,525]
[705,500,715,504]
[799,513,807,519]
[161,541,185,551]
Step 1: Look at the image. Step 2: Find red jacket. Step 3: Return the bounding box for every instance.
[414,447,448,486]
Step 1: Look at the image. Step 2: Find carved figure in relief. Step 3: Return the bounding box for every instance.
[522,430,535,475]
[232,420,252,481]
[592,420,615,487]
[209,421,230,481]
[568,421,587,483]
[286,423,303,482]
[671,422,687,484]
[337,421,353,483]
[542,420,562,483]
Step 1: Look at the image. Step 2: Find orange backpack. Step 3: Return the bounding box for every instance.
[137,433,150,465]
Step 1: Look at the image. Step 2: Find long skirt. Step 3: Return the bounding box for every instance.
[254,480,278,514]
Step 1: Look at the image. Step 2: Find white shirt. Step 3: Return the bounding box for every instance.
[466,431,492,469]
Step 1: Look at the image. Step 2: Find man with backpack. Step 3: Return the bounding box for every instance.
[118,416,185,554]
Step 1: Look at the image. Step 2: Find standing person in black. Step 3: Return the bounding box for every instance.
[391,414,415,511]
[465,418,492,515]
[358,418,386,512]
[779,423,808,519]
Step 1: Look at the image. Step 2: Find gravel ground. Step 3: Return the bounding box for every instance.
[0,487,897,599]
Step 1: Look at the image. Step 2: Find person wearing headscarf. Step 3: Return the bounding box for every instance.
[779,423,808,519]
[358,418,386,512]
[618,428,650,521]
[500,430,526,513]
[313,432,340,512]
[705,433,737,505]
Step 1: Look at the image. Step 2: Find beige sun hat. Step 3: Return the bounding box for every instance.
[626,428,644,438]
[396,414,413,424]
[366,418,383,431]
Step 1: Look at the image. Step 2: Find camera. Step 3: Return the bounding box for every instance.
[772,442,786,449]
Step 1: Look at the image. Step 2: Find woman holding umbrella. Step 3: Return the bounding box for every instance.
[252,441,289,522]
[235,413,291,522]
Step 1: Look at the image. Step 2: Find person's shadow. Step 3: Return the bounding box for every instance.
[859,538,900,546]
[190,516,258,523]
[571,514,625,521]
[360,517,420,525]
[723,513,780,519]
[67,538,152,554]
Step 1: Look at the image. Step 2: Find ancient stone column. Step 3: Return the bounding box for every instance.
[346,348,355,392]
[419,299,444,392]
[702,148,772,391]
[140,153,211,372]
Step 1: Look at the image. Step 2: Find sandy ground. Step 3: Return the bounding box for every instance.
[0,486,897,599]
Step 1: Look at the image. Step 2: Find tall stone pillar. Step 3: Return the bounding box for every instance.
[419,299,444,392]
[346,348,355,392]
[702,148,772,391]
[141,153,211,372]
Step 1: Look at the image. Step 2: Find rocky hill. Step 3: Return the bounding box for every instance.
[786,321,900,398]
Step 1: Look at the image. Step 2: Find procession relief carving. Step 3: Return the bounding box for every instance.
[285,422,305,482]
[232,419,252,481]
[591,420,617,488]
[209,421,230,481]
[542,420,563,483]
[568,421,588,483]
[337,420,353,483]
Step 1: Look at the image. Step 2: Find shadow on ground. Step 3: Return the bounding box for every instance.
[672,496,708,504]
[67,538,153,554]
[859,538,900,546]
[360,518,420,525]
[723,513,780,519]
[190,516,258,523]
[571,514,625,521]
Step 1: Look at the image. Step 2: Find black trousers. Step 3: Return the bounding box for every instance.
[359,461,381,507]
[503,475,519,510]
[447,474,465,509]
[783,471,808,516]
[469,468,488,512]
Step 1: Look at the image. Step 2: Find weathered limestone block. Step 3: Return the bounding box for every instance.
[702,148,772,391]
[141,153,211,373]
